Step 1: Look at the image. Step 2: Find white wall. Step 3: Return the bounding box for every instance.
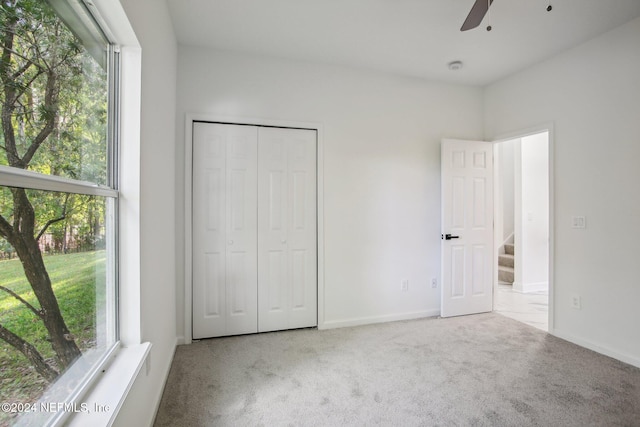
[485,16,640,366]
[498,139,516,244]
[175,47,483,334]
[112,0,178,425]
[513,133,549,293]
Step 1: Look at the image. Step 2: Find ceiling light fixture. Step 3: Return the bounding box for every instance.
[448,61,463,71]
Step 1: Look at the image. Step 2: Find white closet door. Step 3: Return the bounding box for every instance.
[192,123,258,339]
[258,127,317,332]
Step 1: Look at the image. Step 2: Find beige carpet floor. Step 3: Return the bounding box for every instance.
[154,313,640,426]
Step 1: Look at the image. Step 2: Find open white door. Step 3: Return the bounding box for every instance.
[441,139,494,317]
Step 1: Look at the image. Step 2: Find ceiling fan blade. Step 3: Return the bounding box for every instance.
[461,0,494,31]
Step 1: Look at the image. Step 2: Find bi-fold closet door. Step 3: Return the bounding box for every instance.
[192,122,317,339]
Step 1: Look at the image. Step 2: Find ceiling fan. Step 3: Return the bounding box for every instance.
[460,0,553,31]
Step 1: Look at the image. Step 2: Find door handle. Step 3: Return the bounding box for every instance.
[442,234,460,240]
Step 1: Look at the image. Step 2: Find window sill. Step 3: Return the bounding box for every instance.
[66,342,151,427]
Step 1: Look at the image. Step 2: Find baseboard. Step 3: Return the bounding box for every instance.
[513,281,548,293]
[552,329,640,369]
[176,335,186,346]
[319,309,440,330]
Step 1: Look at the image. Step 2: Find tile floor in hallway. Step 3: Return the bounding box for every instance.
[494,283,548,331]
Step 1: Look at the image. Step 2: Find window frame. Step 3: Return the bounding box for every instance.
[0,168,118,198]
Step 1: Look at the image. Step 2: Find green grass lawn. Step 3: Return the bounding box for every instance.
[0,250,105,409]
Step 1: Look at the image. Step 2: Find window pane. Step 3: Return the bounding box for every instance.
[0,187,116,426]
[0,0,109,186]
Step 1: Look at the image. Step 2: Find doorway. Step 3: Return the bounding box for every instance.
[493,131,550,331]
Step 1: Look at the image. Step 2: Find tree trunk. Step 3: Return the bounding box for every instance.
[9,188,81,370]
[0,323,59,381]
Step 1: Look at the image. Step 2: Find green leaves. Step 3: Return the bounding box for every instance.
[1,0,107,181]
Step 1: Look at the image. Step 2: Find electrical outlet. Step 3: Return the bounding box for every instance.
[401,279,409,292]
[571,295,581,310]
[572,216,586,229]
[431,278,438,288]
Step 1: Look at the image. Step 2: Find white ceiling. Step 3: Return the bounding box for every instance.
[166,0,640,86]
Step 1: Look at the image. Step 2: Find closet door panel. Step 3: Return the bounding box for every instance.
[258,127,317,332]
[258,133,289,330]
[287,130,317,327]
[193,123,258,339]
[225,129,258,335]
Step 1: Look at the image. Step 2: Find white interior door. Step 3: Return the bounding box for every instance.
[192,123,258,338]
[441,139,494,317]
[258,127,317,332]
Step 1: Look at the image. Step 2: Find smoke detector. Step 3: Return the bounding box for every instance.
[448,61,463,71]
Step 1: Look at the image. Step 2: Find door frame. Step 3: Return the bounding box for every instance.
[183,113,325,344]
[491,123,555,333]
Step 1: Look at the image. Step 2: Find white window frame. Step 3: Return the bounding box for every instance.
[0,168,118,198]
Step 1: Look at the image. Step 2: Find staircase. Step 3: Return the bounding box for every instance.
[498,243,514,284]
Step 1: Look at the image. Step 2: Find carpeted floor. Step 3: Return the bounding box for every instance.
[154,313,640,426]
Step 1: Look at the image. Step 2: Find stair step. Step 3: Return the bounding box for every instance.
[504,243,515,255]
[498,266,514,284]
[498,253,514,268]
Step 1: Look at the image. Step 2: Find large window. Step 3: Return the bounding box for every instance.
[0,0,118,425]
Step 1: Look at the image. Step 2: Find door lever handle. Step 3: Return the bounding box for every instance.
[443,234,460,240]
